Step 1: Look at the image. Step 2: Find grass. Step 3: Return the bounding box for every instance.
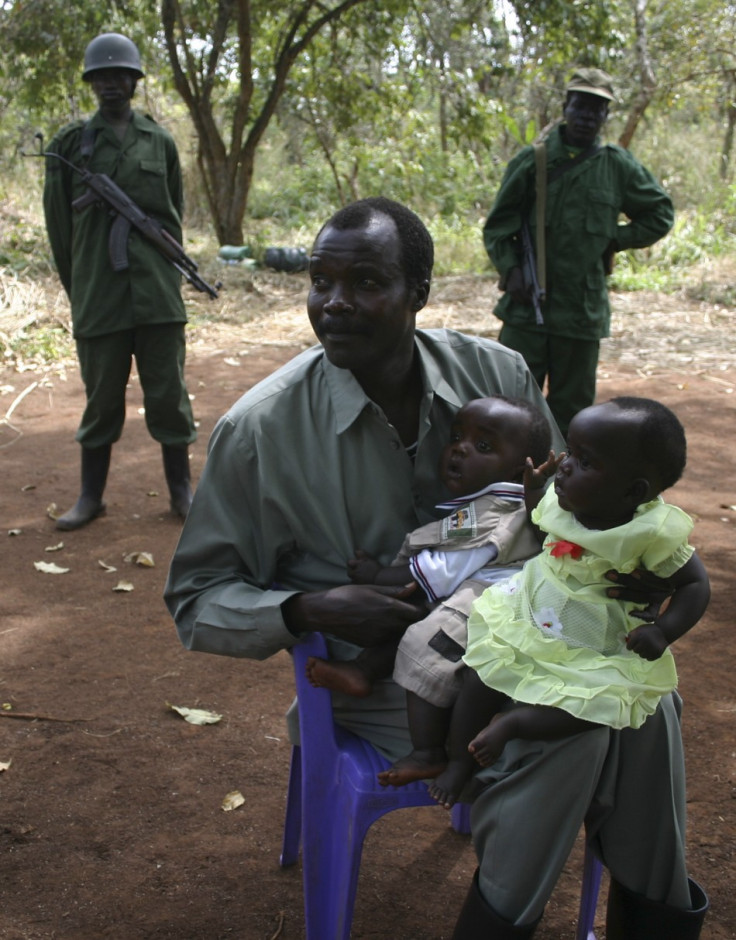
[2,147,736,369]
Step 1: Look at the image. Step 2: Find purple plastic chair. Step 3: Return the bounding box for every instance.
[577,846,604,940]
[280,631,603,939]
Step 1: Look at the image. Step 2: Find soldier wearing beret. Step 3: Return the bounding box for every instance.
[483,67,674,435]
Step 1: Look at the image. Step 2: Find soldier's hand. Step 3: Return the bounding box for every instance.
[505,266,530,304]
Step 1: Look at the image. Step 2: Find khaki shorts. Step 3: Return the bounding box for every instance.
[393,579,488,707]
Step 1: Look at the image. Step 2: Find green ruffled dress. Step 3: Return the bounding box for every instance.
[463,488,694,729]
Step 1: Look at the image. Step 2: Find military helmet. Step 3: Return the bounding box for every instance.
[82,33,145,81]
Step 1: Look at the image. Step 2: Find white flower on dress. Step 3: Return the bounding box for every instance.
[533,606,564,637]
[497,578,519,595]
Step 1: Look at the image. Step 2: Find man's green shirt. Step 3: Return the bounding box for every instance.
[164,329,564,662]
[43,110,186,338]
[483,125,674,341]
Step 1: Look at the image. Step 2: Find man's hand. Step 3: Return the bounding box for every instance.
[605,568,675,623]
[626,622,669,661]
[283,583,426,647]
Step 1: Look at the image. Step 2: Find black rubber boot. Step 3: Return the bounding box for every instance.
[451,870,541,939]
[56,445,111,531]
[606,877,709,939]
[161,444,192,518]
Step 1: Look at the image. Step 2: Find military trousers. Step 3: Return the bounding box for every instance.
[74,323,196,448]
[498,323,600,436]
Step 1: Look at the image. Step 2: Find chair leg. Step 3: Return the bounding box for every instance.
[279,745,301,867]
[451,801,471,835]
[576,846,603,940]
[301,787,373,940]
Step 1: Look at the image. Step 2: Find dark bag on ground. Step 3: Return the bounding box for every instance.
[264,247,309,272]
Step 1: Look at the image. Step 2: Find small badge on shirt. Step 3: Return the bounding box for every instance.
[441,503,478,540]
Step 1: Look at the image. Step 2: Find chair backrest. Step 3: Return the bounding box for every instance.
[290,631,342,763]
[290,630,458,813]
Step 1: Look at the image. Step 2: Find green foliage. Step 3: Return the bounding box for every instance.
[0,0,161,126]
[429,214,489,276]
[2,0,736,280]
[3,323,73,365]
[610,209,734,292]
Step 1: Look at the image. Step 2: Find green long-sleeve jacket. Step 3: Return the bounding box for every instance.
[483,125,674,341]
[43,110,186,339]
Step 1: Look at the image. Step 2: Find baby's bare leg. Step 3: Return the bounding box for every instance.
[429,669,509,808]
[378,693,450,787]
[469,704,597,766]
[306,642,398,698]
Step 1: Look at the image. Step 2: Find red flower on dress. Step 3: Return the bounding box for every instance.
[548,539,584,559]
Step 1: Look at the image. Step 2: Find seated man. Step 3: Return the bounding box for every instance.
[165,197,707,938]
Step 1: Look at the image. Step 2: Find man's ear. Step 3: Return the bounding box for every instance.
[412,279,430,313]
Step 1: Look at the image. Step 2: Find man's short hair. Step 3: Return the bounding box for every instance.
[319,197,434,288]
[609,397,687,491]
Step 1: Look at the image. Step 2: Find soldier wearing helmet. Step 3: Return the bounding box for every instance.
[43,33,196,530]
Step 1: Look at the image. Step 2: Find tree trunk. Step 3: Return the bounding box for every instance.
[720,73,736,181]
[161,0,372,246]
[618,0,656,150]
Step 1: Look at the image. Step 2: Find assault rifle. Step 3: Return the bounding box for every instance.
[28,134,219,299]
[520,217,544,326]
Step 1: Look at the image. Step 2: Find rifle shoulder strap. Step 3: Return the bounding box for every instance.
[530,140,601,292]
[80,121,98,164]
[547,142,601,184]
[533,142,546,293]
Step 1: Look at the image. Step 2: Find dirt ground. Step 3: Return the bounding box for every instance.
[1,274,735,939]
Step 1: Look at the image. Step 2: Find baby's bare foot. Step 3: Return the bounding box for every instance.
[428,761,472,808]
[377,748,447,787]
[468,716,508,767]
[305,656,373,698]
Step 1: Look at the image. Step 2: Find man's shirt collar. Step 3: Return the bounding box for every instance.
[320,330,464,435]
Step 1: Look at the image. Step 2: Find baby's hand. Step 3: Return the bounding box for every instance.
[347,549,382,584]
[524,450,564,491]
[626,622,669,660]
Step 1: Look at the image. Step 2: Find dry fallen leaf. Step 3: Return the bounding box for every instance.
[44,542,64,552]
[46,502,60,520]
[124,551,155,567]
[112,580,134,592]
[34,561,70,575]
[98,560,117,572]
[166,702,223,725]
[221,790,245,812]
[8,529,22,536]
[0,760,11,773]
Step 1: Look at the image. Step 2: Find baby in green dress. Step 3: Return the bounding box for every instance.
[430,396,711,809]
